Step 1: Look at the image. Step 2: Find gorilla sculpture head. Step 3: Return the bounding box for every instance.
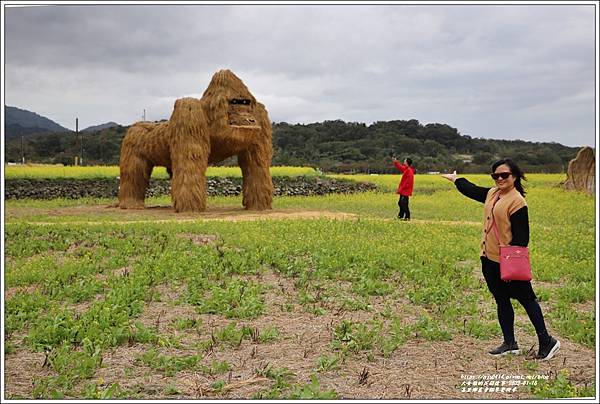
[201,69,271,163]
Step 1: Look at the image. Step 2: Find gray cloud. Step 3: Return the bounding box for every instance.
[4,2,596,147]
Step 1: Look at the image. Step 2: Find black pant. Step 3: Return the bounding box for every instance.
[481,257,550,345]
[398,195,410,219]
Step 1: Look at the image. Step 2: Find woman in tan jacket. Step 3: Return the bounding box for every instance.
[442,159,560,361]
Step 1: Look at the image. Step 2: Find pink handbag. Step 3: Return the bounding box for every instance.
[489,204,532,282]
[498,244,532,281]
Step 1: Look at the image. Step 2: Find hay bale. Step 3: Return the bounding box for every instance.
[563,146,595,194]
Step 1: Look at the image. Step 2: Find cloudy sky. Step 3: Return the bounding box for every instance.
[3,2,597,147]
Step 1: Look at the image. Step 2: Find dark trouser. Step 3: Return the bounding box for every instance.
[398,195,410,219]
[481,257,550,346]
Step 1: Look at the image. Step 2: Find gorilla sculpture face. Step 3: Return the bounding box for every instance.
[227,97,260,128]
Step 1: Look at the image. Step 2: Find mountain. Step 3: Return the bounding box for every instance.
[4,106,70,140]
[82,122,121,132]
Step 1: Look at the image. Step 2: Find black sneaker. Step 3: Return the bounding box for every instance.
[488,341,520,356]
[536,337,560,361]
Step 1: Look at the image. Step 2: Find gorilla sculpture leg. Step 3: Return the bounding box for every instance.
[239,146,273,210]
[118,125,155,209]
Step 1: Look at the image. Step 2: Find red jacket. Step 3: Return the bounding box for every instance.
[394,161,415,196]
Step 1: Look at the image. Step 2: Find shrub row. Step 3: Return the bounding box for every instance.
[5,176,378,200]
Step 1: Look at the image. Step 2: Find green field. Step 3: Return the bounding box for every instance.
[4,164,318,179]
[3,171,596,399]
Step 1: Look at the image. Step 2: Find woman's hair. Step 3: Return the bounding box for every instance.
[492,158,527,196]
[405,157,413,166]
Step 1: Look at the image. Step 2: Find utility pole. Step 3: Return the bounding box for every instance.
[75,118,78,165]
[80,121,84,166]
[76,118,83,166]
[21,135,24,164]
[142,109,146,121]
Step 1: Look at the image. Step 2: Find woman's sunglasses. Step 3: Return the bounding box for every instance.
[491,172,512,180]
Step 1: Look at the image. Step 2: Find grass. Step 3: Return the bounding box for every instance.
[529,369,596,398]
[3,172,595,399]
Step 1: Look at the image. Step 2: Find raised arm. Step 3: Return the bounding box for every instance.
[441,171,490,203]
[393,158,407,173]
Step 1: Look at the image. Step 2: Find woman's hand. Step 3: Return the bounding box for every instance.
[441,170,457,183]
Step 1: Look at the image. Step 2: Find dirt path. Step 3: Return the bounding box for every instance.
[6,204,483,227]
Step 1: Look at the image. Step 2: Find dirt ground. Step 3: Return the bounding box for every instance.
[3,205,597,400]
[5,204,358,224]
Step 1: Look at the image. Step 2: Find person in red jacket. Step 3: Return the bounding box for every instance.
[392,156,415,220]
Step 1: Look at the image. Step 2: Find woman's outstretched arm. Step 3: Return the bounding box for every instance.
[441,170,490,204]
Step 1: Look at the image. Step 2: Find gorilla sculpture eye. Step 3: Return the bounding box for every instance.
[230,99,251,105]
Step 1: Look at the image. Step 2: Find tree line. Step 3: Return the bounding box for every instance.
[4,119,579,173]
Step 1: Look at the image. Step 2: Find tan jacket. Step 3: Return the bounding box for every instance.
[480,187,527,262]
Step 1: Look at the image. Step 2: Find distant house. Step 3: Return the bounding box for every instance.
[454,154,473,163]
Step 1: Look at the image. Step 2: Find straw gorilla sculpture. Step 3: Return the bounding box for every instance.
[117,70,273,212]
